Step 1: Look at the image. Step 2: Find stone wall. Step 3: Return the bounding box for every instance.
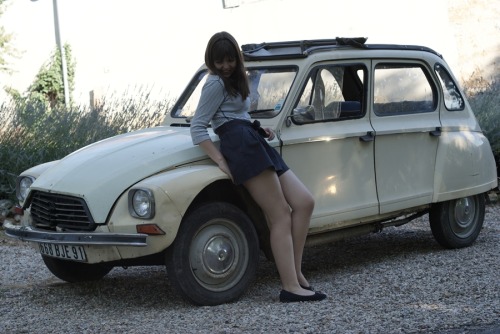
[448,0,500,82]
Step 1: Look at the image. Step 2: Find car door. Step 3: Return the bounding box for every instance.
[279,61,379,231]
[369,61,441,214]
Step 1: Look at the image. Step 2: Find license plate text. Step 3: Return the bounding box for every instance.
[39,243,88,262]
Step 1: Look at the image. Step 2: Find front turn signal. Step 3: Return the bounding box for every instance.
[136,224,165,235]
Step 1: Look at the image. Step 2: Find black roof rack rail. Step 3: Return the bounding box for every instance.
[241,37,367,60]
[241,37,442,60]
[364,44,442,58]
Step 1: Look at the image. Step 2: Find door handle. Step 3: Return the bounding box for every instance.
[429,127,441,137]
[359,131,375,142]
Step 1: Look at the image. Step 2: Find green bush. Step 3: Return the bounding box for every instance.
[0,89,173,200]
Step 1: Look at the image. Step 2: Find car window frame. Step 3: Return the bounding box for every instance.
[434,63,466,111]
[372,61,438,117]
[291,62,368,125]
[168,65,299,120]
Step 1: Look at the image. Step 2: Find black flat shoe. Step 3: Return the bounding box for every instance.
[300,284,314,291]
[279,290,327,303]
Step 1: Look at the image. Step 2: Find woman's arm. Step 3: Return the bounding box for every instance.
[190,76,225,145]
[198,139,233,181]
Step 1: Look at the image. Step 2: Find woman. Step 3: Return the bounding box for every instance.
[190,31,326,303]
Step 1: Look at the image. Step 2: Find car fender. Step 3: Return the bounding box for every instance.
[137,164,229,215]
[19,160,61,179]
[108,164,229,259]
[433,131,498,202]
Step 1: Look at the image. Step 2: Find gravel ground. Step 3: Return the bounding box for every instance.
[1,201,499,334]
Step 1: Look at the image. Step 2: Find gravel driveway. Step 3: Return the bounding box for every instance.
[1,201,499,334]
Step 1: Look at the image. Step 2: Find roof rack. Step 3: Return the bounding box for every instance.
[241,37,367,60]
[241,37,442,60]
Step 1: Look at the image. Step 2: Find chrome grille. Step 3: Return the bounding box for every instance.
[28,191,96,231]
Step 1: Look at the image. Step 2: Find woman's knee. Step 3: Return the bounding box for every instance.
[294,191,314,216]
[299,193,315,213]
[305,193,315,211]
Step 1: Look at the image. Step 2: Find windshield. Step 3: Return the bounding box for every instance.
[171,67,297,119]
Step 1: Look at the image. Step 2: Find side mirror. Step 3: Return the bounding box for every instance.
[287,106,315,126]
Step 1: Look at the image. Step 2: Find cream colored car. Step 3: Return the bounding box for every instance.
[4,38,498,306]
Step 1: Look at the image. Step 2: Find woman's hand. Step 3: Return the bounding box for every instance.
[263,127,275,140]
[199,140,234,182]
[217,158,234,182]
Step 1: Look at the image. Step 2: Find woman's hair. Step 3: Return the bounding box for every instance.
[204,31,250,100]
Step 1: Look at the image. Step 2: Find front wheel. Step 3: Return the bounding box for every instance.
[429,194,485,249]
[166,202,260,306]
[42,256,113,282]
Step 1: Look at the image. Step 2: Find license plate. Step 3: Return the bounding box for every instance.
[38,243,88,262]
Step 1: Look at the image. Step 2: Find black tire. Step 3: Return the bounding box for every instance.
[166,202,260,306]
[42,256,113,283]
[429,194,485,249]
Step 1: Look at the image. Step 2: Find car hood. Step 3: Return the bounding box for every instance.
[29,126,208,223]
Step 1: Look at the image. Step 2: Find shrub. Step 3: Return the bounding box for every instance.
[463,72,500,177]
[0,89,173,200]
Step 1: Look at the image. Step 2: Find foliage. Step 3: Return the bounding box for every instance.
[28,44,76,107]
[1,0,74,105]
[463,72,500,169]
[0,89,173,200]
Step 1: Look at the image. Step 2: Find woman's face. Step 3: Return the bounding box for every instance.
[214,56,237,78]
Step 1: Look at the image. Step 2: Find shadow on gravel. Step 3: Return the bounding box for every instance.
[28,266,187,308]
[30,222,432,304]
[302,223,440,273]
[18,222,437,309]
[19,212,498,311]
[2,205,498,334]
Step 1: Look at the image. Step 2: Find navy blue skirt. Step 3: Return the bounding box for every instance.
[215,120,289,185]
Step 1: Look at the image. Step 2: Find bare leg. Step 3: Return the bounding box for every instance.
[278,170,315,288]
[243,169,313,296]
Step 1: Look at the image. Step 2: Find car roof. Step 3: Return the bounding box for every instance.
[241,37,442,61]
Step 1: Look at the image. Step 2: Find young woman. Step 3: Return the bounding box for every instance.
[190,31,327,303]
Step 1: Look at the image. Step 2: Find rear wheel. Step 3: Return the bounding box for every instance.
[429,194,485,248]
[166,202,260,306]
[42,256,113,282]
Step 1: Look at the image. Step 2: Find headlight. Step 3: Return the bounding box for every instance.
[16,176,35,202]
[128,189,155,219]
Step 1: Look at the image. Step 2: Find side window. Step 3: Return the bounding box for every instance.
[374,64,436,115]
[293,64,365,124]
[172,70,208,118]
[435,64,465,111]
[247,68,296,117]
[172,67,297,119]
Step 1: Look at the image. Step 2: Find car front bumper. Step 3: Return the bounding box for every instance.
[2,220,147,247]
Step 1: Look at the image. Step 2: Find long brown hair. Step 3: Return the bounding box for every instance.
[204,31,250,100]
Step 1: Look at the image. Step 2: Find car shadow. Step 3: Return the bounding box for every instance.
[27,215,495,308]
[251,219,442,287]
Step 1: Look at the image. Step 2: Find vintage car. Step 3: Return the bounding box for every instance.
[3,38,498,306]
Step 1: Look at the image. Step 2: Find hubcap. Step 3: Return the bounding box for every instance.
[204,235,235,274]
[452,197,476,237]
[189,219,248,291]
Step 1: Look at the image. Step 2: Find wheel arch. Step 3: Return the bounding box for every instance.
[185,179,272,260]
[150,165,271,259]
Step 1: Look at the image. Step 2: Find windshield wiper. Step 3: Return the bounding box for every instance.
[249,109,275,115]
